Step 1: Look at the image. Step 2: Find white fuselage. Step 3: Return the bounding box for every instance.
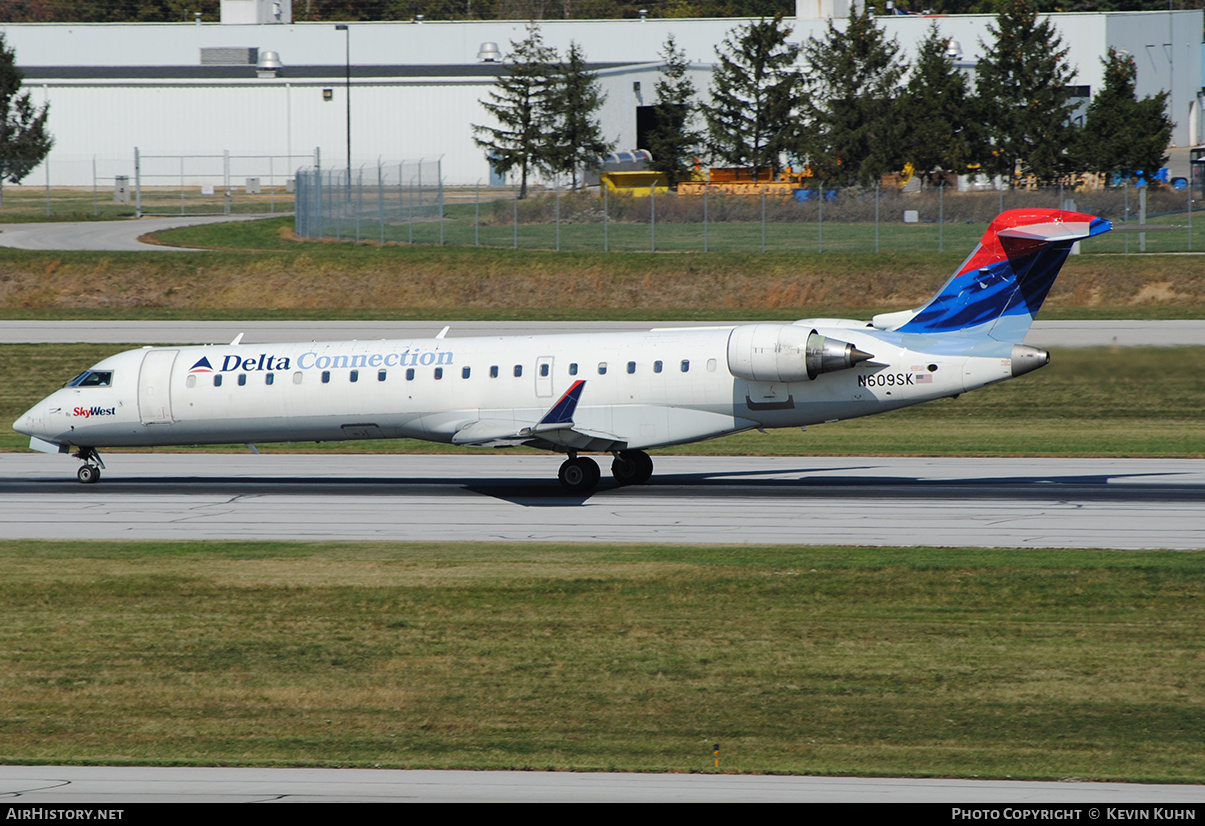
[15,321,1016,453]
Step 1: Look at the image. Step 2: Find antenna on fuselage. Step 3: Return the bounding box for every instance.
[230,333,244,345]
[436,326,450,339]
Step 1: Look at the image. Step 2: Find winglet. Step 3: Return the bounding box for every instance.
[534,380,586,429]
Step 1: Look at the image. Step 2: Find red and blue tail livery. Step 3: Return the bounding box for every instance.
[889,209,1110,343]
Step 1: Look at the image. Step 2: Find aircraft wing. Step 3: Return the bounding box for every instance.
[452,380,622,448]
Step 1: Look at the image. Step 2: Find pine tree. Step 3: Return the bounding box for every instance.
[473,23,557,199]
[974,0,1077,184]
[701,15,802,180]
[798,6,905,187]
[0,33,53,206]
[899,23,974,185]
[1076,48,1172,181]
[544,41,612,190]
[645,35,704,188]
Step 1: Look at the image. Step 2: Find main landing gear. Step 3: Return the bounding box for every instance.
[75,447,104,484]
[556,450,654,494]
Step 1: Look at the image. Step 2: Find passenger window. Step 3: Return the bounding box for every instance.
[681,360,690,372]
[707,358,717,372]
[514,365,523,378]
[378,370,387,382]
[186,375,196,388]
[406,368,415,381]
[293,372,303,385]
[214,374,223,387]
[490,365,499,378]
[598,362,607,375]
[237,374,247,386]
[627,361,636,374]
[434,367,443,380]
[462,366,471,379]
[350,370,359,383]
[654,360,663,373]
[322,371,331,384]
[540,363,550,377]
[569,363,578,376]
[265,373,275,385]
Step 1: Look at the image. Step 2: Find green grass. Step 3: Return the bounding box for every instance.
[6,344,1204,456]
[0,540,1201,779]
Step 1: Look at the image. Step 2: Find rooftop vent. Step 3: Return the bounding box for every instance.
[477,42,502,62]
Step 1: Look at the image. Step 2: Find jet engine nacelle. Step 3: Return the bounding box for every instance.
[726,324,873,383]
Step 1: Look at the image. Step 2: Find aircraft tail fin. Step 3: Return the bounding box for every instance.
[880,209,1110,344]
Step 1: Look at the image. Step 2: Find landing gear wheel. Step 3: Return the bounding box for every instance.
[611,450,653,485]
[558,456,600,494]
[77,464,101,484]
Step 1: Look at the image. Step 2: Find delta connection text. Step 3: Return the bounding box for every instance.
[199,346,455,374]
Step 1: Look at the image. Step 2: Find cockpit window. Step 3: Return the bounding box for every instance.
[66,370,113,388]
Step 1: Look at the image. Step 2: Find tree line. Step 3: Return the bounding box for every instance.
[477,0,1175,196]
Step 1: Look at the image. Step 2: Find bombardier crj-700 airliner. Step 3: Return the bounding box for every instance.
[15,209,1109,493]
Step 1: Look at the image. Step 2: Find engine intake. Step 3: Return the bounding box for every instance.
[727,324,874,383]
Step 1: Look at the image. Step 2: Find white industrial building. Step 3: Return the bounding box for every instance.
[1,0,1201,187]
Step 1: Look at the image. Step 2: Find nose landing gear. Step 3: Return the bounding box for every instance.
[74,447,104,484]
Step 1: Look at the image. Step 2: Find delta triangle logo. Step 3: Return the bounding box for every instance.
[189,356,215,373]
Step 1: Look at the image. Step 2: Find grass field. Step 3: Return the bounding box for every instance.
[5,344,1203,457]
[0,541,1201,779]
[4,216,1205,320]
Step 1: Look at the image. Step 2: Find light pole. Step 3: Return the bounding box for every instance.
[335,24,350,184]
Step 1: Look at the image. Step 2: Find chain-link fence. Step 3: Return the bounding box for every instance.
[0,149,319,220]
[135,148,318,217]
[295,169,1201,255]
[294,159,445,243]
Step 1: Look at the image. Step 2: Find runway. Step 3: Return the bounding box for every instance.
[3,318,1205,347]
[3,765,1204,804]
[4,454,1203,549]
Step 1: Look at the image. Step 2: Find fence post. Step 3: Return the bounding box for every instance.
[555,182,561,252]
[1189,179,1193,252]
[437,159,444,246]
[650,181,656,253]
[513,179,518,250]
[874,182,880,254]
[92,155,98,217]
[703,184,708,253]
[603,182,609,253]
[761,185,766,254]
[44,155,50,217]
[378,160,385,244]
[475,179,481,247]
[134,147,142,218]
[939,178,944,254]
[818,182,824,254]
